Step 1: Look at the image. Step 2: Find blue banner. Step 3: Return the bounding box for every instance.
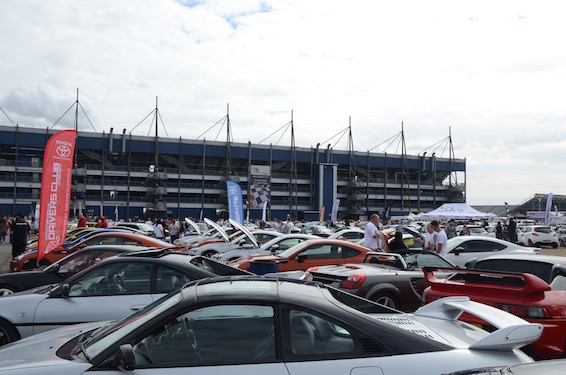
[226,180,244,225]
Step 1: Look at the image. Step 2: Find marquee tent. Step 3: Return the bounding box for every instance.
[420,203,494,220]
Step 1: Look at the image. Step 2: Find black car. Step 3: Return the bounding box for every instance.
[0,245,151,295]
[306,250,455,312]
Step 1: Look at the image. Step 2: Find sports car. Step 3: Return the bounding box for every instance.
[0,277,541,374]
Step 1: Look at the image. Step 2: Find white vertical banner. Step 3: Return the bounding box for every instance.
[115,206,119,221]
[545,193,553,226]
[262,201,268,222]
[331,199,340,224]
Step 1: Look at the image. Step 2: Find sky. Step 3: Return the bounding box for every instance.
[1,0,565,207]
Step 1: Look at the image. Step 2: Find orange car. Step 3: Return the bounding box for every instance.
[229,238,372,273]
[10,232,182,272]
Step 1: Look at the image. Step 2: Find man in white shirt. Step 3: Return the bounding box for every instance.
[364,214,386,251]
[419,223,435,251]
[284,214,294,234]
[431,220,448,257]
[154,219,164,240]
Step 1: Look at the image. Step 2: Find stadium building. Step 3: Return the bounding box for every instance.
[0,116,466,221]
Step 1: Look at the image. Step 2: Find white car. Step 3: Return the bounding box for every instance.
[456,225,488,236]
[186,219,281,257]
[328,228,365,242]
[517,225,559,248]
[444,236,540,267]
[212,233,318,263]
[0,277,540,374]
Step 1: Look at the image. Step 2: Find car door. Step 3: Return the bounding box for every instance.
[32,260,154,335]
[279,244,361,271]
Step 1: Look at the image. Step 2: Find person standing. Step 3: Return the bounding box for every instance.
[154,219,164,240]
[495,222,503,239]
[0,214,8,244]
[77,212,87,228]
[431,219,448,257]
[10,212,30,258]
[459,225,470,236]
[445,220,457,239]
[418,223,435,251]
[364,214,386,251]
[508,217,517,243]
[169,219,180,242]
[284,214,294,234]
[97,216,108,228]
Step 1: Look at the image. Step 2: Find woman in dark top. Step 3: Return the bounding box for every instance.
[389,231,409,252]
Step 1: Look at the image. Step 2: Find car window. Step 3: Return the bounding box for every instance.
[132,305,275,367]
[454,240,506,253]
[404,253,453,269]
[300,244,359,259]
[58,250,117,274]
[68,262,152,296]
[276,238,306,251]
[154,266,192,293]
[283,307,365,359]
[550,275,566,290]
[475,259,553,282]
[535,227,552,234]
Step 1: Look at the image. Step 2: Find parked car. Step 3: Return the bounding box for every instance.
[306,250,456,311]
[187,219,281,258]
[212,233,318,263]
[456,225,488,236]
[0,277,541,374]
[555,226,566,247]
[517,225,559,248]
[328,227,365,242]
[112,222,155,236]
[0,249,252,347]
[0,245,153,295]
[10,231,182,272]
[443,236,540,267]
[423,258,566,360]
[229,238,372,272]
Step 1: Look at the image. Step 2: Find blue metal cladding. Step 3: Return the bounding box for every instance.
[322,164,336,219]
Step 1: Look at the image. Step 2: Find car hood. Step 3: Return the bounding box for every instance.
[0,321,105,372]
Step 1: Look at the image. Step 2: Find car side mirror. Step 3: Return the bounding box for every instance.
[453,246,464,255]
[61,283,70,297]
[464,258,478,269]
[270,244,280,253]
[297,253,307,262]
[48,263,60,273]
[238,239,247,245]
[116,344,136,371]
[551,266,566,280]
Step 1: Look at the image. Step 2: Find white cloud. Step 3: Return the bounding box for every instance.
[1,0,566,206]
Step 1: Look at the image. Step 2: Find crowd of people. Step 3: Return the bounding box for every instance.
[0,213,31,258]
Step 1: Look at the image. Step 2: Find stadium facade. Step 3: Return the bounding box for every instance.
[0,124,466,221]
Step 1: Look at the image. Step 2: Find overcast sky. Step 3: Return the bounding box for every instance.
[1,0,565,207]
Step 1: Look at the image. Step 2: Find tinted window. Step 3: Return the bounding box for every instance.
[454,240,506,253]
[276,238,306,250]
[133,305,275,367]
[301,244,359,259]
[154,265,192,293]
[68,262,152,296]
[535,227,552,234]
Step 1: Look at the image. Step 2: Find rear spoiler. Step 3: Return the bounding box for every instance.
[423,267,551,298]
[416,296,543,351]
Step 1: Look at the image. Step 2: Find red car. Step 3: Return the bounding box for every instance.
[423,267,566,360]
[10,232,182,272]
[229,238,372,272]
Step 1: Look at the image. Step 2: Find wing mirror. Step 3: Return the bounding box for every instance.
[453,246,464,255]
[61,283,70,297]
[270,244,280,253]
[116,344,136,370]
[297,253,308,262]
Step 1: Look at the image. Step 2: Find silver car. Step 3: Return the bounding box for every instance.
[0,277,540,374]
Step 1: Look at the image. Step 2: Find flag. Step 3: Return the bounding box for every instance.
[115,205,119,221]
[38,130,76,261]
[261,201,268,222]
[331,199,340,223]
[319,206,325,222]
[545,193,553,226]
[226,180,244,225]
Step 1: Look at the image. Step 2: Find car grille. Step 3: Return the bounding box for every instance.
[410,278,424,297]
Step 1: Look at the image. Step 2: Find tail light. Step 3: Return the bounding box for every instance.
[341,273,366,289]
[532,232,539,237]
[307,267,318,272]
[495,303,550,318]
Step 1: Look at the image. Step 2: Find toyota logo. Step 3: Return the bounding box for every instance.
[56,145,71,158]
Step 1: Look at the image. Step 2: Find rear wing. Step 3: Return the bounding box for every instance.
[416,296,543,351]
[423,267,551,298]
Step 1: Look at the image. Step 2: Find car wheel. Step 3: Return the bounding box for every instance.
[0,285,17,296]
[0,320,20,347]
[373,293,399,309]
[552,242,559,249]
[202,250,217,258]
